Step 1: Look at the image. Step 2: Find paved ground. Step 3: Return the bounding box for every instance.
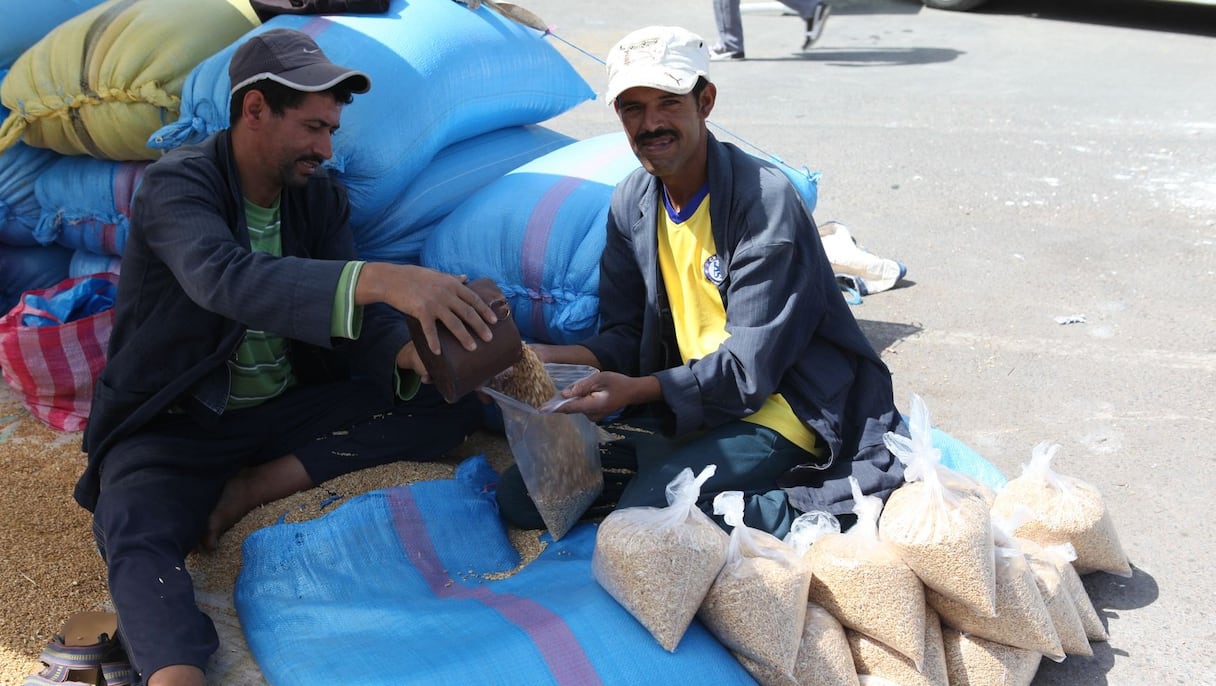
[518,0,1215,683]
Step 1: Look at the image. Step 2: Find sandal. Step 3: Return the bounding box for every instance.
[23,612,132,686]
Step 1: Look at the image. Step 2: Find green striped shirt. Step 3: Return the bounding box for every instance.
[227,199,365,410]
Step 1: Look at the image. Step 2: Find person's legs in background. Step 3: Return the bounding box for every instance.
[711,0,747,59]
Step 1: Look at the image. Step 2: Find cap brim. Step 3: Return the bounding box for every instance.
[231,63,371,96]
[605,65,699,105]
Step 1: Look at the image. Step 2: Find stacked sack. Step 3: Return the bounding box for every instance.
[1,0,597,428]
[422,132,821,344]
[0,0,262,427]
[149,0,594,262]
[589,394,1129,686]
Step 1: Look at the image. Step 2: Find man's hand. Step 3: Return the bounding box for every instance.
[396,341,430,383]
[551,371,660,421]
[357,263,497,355]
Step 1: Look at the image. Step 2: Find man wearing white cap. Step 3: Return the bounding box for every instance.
[501,27,907,538]
[75,29,500,686]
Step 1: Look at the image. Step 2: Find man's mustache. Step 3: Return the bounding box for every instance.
[634,129,679,147]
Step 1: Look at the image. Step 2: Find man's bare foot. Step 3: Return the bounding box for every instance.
[201,470,252,552]
[201,455,313,552]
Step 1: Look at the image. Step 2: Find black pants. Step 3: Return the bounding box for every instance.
[91,380,481,681]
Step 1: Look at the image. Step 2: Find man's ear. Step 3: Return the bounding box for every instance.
[242,90,268,126]
[699,82,717,118]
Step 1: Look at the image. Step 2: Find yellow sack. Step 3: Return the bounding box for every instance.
[0,0,258,160]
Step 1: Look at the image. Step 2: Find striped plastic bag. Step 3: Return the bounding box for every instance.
[0,273,116,431]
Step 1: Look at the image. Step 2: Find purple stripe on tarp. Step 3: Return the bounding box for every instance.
[299,16,332,37]
[519,141,633,339]
[387,486,603,686]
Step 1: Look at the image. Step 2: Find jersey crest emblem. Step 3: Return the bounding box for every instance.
[703,255,725,285]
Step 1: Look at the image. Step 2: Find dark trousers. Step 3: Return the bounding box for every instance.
[496,417,810,539]
[90,380,481,681]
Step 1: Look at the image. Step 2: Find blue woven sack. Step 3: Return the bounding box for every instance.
[34,156,148,257]
[421,133,641,343]
[148,0,594,228]
[0,141,61,246]
[0,0,106,69]
[69,249,121,279]
[235,456,755,685]
[0,245,73,314]
[355,125,575,263]
[422,132,821,344]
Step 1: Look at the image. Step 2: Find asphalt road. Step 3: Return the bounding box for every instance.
[516,0,1216,683]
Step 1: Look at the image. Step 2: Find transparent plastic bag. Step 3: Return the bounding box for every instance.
[592,465,729,651]
[698,491,812,676]
[927,521,1065,662]
[806,477,927,668]
[991,440,1131,577]
[878,394,997,617]
[481,362,601,540]
[996,509,1092,657]
[848,607,949,686]
[735,602,859,686]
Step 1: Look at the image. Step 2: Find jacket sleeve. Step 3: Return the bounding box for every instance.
[132,153,347,349]
[580,177,650,376]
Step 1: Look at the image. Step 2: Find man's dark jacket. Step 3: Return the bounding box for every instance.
[75,130,408,511]
[582,133,907,516]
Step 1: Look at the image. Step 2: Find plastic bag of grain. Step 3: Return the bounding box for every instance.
[1016,537,1107,642]
[592,465,729,652]
[995,509,1092,656]
[806,476,928,668]
[848,606,949,686]
[926,523,1065,661]
[483,353,602,540]
[942,628,1042,686]
[735,602,859,686]
[991,440,1132,577]
[878,394,997,617]
[697,491,812,676]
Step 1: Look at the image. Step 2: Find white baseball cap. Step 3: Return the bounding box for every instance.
[604,26,710,106]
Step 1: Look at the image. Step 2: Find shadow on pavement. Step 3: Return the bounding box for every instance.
[1028,565,1157,685]
[973,0,1216,37]
[742,47,964,65]
[858,318,923,352]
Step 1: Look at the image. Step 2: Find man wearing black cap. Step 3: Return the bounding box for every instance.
[75,29,499,686]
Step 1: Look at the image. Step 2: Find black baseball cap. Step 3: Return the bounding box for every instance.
[228,28,371,96]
